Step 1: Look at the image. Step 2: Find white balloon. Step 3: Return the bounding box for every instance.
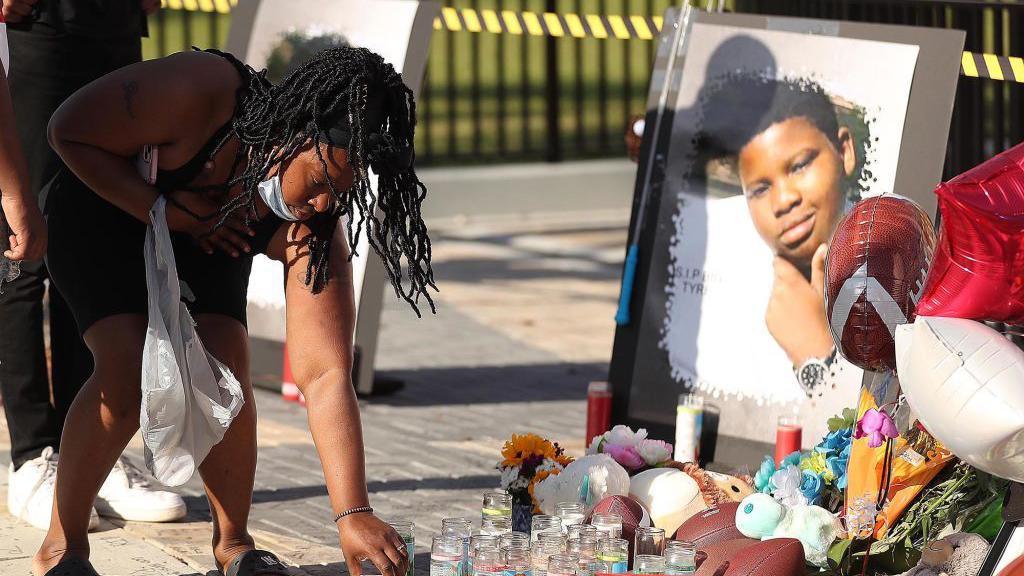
[895,316,1024,481]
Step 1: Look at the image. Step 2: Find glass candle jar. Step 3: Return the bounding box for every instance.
[633,526,666,559]
[555,503,585,532]
[500,532,531,552]
[473,545,504,576]
[536,531,566,551]
[483,516,514,536]
[531,538,565,576]
[665,541,697,575]
[567,535,599,576]
[547,554,580,576]
[389,521,415,576]
[483,490,513,520]
[503,548,532,576]
[634,555,666,575]
[432,535,465,576]
[596,538,629,574]
[531,515,563,542]
[442,518,474,576]
[589,513,623,540]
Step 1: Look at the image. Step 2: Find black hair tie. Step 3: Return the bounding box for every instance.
[365,132,412,175]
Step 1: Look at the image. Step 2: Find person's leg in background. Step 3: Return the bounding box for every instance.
[2,24,184,530]
[1,23,98,531]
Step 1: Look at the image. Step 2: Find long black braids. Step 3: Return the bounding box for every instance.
[201,46,436,316]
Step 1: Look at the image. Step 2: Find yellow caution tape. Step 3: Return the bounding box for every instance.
[159,0,236,14]
[156,2,1020,84]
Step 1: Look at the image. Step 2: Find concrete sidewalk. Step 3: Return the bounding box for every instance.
[0,211,629,576]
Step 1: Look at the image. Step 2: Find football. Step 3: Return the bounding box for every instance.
[586,495,651,553]
[693,538,758,576]
[674,502,744,548]
[824,194,936,373]
[724,538,805,576]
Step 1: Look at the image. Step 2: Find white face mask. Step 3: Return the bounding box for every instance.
[257,175,301,222]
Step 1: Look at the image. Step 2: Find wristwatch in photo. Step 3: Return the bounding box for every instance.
[794,348,838,396]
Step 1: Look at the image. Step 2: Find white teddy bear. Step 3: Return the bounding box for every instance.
[533,454,630,514]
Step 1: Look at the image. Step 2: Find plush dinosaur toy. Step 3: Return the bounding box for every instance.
[735,493,839,567]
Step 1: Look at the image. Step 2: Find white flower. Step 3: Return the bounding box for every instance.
[499,465,521,491]
[606,425,647,447]
[770,467,808,508]
[635,439,673,466]
[586,435,604,455]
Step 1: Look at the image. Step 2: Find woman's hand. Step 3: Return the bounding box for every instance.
[765,243,834,366]
[1,193,47,261]
[164,190,253,257]
[338,513,409,576]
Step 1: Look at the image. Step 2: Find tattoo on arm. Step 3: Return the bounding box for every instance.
[122,80,139,120]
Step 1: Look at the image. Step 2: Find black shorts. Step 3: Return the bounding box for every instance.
[45,169,284,335]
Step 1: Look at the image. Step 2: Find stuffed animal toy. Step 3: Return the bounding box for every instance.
[897,533,990,576]
[664,461,755,506]
[735,493,839,567]
[533,454,630,514]
[629,468,708,534]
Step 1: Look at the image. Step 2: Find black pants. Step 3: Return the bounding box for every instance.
[0,25,141,469]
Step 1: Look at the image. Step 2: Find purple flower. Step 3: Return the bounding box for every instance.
[606,444,645,470]
[854,409,899,449]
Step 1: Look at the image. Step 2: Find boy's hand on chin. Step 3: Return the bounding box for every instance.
[766,243,833,366]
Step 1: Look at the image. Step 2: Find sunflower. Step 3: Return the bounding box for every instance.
[501,433,556,468]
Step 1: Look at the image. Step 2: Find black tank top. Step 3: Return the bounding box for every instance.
[154,48,251,194]
[154,119,234,194]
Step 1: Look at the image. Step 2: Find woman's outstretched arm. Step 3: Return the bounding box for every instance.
[269,220,408,576]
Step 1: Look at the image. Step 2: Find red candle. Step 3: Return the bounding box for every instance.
[587,382,613,446]
[775,415,803,465]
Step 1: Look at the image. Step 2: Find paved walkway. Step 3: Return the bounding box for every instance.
[0,211,629,575]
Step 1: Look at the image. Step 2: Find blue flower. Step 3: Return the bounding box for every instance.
[754,456,776,493]
[782,451,803,468]
[817,428,853,455]
[800,470,824,505]
[827,452,850,490]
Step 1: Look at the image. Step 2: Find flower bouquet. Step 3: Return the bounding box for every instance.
[586,425,674,474]
[753,408,855,512]
[496,433,573,529]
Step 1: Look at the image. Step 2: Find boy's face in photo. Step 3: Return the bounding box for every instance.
[737,117,856,268]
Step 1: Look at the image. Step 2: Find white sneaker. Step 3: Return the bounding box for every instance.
[95,456,186,523]
[6,447,100,531]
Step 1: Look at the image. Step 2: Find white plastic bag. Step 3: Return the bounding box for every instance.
[141,196,245,486]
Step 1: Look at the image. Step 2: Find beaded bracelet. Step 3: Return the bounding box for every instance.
[334,506,374,524]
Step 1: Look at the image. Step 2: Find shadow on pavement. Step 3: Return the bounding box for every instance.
[373,362,605,406]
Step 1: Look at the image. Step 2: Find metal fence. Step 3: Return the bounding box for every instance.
[146,0,1023,173]
[733,0,1024,180]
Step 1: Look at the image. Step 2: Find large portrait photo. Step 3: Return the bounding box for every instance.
[620,18,939,451]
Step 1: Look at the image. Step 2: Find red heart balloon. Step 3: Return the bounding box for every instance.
[917,141,1024,323]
